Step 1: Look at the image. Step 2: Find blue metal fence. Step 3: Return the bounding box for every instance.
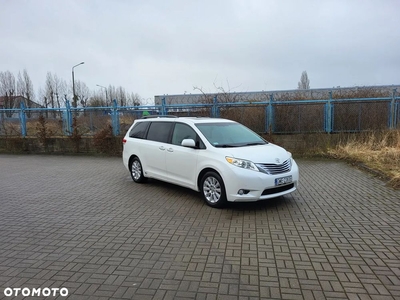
[0,91,399,137]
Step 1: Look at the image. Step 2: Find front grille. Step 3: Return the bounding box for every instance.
[256,159,291,175]
[261,183,294,196]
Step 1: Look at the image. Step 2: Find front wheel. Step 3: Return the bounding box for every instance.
[130,157,146,183]
[200,171,227,208]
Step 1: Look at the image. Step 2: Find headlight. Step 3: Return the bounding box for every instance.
[225,157,259,172]
[287,151,293,162]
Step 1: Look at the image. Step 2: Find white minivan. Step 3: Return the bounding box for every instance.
[123,116,299,208]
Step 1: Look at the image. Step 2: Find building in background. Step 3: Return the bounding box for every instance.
[154,85,400,105]
[0,95,42,118]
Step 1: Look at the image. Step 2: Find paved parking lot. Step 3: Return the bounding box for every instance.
[0,155,399,300]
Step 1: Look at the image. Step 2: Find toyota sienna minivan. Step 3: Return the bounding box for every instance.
[123,116,299,208]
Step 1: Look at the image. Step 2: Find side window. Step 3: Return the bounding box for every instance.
[129,121,150,139]
[172,123,197,146]
[172,123,206,149]
[146,122,174,143]
[198,138,206,149]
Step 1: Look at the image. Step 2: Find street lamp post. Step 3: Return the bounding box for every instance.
[72,62,84,107]
[96,84,108,106]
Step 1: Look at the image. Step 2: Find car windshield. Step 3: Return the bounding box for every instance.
[195,122,267,147]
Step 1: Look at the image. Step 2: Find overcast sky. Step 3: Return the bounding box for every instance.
[1,0,399,102]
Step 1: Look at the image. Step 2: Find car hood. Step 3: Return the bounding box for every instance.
[223,143,290,164]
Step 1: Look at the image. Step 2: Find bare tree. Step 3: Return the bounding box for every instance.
[193,81,246,104]
[105,85,127,106]
[86,89,142,107]
[74,80,90,107]
[37,87,45,106]
[23,70,35,99]
[0,71,16,116]
[52,74,67,110]
[17,69,35,103]
[116,86,127,106]
[107,85,117,106]
[45,72,55,109]
[17,69,35,117]
[42,72,67,117]
[192,86,216,104]
[2,70,143,112]
[87,92,106,107]
[298,71,310,90]
[0,71,16,98]
[127,92,142,106]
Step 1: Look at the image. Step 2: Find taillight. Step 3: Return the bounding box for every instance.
[122,138,127,144]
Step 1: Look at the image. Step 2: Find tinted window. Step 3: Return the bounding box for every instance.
[171,123,206,149]
[146,122,174,143]
[129,121,150,139]
[172,123,197,145]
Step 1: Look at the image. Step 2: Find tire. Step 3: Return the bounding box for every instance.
[130,157,146,183]
[200,171,227,208]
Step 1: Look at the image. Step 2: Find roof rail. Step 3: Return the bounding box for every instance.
[141,115,178,119]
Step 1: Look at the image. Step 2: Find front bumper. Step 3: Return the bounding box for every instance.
[223,160,299,202]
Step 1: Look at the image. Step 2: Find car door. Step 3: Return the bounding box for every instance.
[141,121,174,181]
[165,123,202,189]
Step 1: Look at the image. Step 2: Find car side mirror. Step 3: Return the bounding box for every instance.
[181,139,196,148]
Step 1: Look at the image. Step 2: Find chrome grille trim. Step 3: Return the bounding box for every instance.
[256,159,291,175]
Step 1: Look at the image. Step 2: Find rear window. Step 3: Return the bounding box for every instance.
[129,121,150,139]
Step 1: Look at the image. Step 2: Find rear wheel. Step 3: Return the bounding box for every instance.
[200,171,227,208]
[130,157,146,183]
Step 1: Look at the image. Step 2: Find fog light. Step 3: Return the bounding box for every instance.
[238,189,250,195]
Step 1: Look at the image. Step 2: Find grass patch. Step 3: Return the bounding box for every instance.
[327,130,400,189]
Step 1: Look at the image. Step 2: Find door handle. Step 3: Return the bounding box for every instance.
[159,146,165,150]
[167,148,174,152]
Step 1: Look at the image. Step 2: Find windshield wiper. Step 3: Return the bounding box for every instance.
[243,142,266,146]
[214,142,266,148]
[214,144,240,148]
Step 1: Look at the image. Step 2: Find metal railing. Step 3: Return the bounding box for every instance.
[0,90,399,137]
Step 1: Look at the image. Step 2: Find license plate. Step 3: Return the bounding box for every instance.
[275,175,292,186]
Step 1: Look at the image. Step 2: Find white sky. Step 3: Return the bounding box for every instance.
[1,0,399,102]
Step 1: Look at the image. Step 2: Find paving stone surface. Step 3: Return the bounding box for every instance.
[0,155,399,300]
